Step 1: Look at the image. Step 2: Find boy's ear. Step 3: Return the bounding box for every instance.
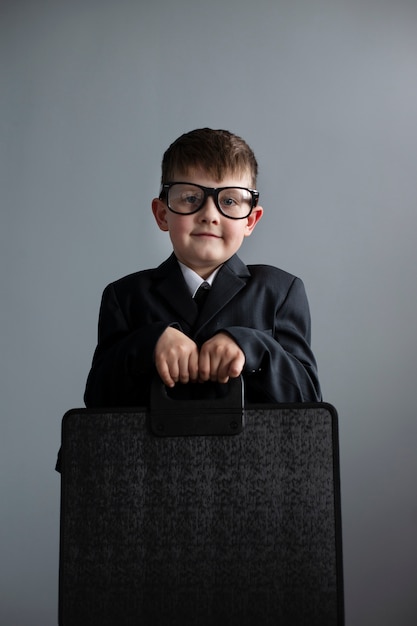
[244,205,263,236]
[152,198,169,231]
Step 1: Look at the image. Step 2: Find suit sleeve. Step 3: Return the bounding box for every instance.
[223,277,321,403]
[84,283,172,407]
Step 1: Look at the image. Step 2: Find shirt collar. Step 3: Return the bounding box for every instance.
[177,261,221,298]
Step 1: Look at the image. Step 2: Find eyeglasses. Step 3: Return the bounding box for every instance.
[160,182,259,220]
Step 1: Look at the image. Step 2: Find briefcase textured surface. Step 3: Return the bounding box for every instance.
[59,388,343,626]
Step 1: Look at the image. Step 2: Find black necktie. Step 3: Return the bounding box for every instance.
[194,283,210,311]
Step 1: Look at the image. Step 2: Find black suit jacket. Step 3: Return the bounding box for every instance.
[84,254,321,407]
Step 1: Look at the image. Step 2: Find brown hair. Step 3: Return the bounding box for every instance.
[161,128,258,188]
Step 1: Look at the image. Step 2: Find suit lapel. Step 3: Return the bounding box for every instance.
[195,255,251,330]
[152,254,198,328]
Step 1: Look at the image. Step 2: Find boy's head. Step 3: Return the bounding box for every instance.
[152,128,263,278]
[161,128,258,188]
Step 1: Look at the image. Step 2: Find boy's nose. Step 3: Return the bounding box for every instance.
[198,196,220,221]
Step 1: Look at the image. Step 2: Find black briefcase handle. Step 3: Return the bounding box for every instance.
[149,376,245,437]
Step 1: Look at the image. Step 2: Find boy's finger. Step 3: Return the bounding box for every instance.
[215,357,231,383]
[156,362,176,388]
[188,351,199,382]
[197,350,211,381]
[227,354,245,378]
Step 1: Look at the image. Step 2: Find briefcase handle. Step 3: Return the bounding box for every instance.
[149,376,245,437]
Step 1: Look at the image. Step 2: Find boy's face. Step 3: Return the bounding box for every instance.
[152,167,263,279]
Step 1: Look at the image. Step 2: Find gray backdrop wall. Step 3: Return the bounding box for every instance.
[1,1,416,624]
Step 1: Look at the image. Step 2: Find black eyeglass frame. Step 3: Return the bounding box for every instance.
[159,182,259,220]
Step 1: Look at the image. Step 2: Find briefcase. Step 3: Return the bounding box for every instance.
[58,378,344,626]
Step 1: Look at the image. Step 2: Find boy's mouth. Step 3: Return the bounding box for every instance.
[192,232,221,238]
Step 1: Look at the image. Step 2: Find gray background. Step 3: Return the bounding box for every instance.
[1,0,416,624]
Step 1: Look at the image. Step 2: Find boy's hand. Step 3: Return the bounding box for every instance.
[155,327,199,387]
[198,333,245,384]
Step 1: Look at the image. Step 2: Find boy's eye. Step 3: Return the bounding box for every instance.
[182,193,201,205]
[221,195,238,206]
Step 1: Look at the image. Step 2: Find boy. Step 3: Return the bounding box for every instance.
[84,128,321,407]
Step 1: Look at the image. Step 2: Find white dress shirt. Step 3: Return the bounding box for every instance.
[177,261,221,298]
